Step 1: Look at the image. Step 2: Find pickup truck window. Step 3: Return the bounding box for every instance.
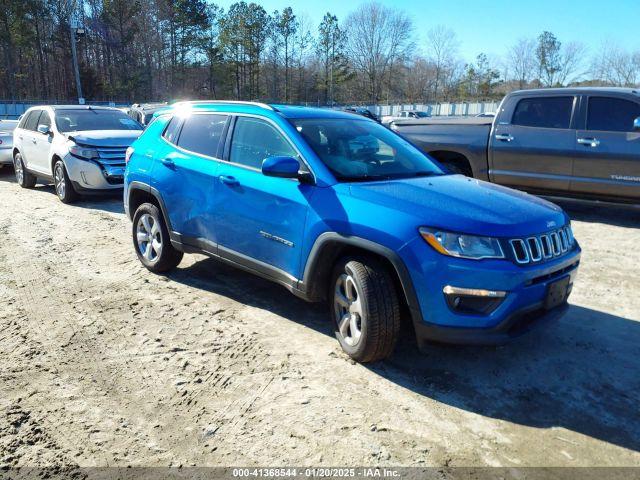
[587,97,640,133]
[176,114,227,158]
[512,96,573,129]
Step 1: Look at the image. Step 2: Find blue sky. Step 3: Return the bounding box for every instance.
[214,0,638,62]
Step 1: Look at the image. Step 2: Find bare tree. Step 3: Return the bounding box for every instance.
[591,41,640,87]
[344,1,413,104]
[508,38,536,89]
[556,41,587,86]
[426,25,458,102]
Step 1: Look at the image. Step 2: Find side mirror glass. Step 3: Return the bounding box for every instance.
[262,156,300,179]
[37,124,51,135]
[634,117,640,132]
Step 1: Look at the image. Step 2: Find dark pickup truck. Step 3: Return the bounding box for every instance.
[391,88,640,203]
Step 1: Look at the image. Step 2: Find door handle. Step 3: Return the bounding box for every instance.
[219,175,239,186]
[160,158,176,169]
[495,134,514,142]
[577,137,600,147]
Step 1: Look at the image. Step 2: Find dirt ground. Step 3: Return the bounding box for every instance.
[0,166,639,469]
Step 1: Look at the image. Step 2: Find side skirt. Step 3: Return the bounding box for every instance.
[169,232,313,302]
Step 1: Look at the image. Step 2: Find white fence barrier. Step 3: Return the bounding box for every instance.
[369,101,501,117]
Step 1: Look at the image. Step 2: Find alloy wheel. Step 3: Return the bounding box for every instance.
[136,213,163,263]
[334,273,363,346]
[14,156,23,185]
[54,163,65,199]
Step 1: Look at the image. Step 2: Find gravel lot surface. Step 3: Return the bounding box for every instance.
[0,167,639,468]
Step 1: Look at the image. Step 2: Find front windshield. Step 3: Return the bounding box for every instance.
[291,118,445,182]
[55,109,143,133]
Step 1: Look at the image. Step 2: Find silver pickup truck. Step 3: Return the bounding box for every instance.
[391,88,640,203]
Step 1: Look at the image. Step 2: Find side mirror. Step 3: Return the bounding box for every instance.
[37,124,51,135]
[262,156,301,179]
[634,117,640,132]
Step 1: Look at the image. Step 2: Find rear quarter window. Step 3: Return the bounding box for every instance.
[511,96,574,129]
[162,116,182,144]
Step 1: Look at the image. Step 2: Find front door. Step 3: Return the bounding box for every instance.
[489,95,577,192]
[571,95,640,200]
[214,115,311,281]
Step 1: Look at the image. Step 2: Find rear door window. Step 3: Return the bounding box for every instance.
[176,114,227,158]
[24,110,41,131]
[512,96,574,129]
[587,97,640,132]
[230,116,297,170]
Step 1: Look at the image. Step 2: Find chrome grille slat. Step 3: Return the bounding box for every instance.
[509,226,574,265]
[96,147,126,167]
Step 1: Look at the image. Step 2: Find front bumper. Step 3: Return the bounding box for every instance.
[399,236,581,346]
[64,153,124,191]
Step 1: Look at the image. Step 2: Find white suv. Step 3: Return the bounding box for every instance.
[12,106,143,203]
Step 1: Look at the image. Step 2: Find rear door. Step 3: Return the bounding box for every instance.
[489,95,577,192]
[572,95,640,200]
[150,113,227,246]
[20,110,43,172]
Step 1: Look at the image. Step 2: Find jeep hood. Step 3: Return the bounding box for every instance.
[348,175,567,237]
[67,130,142,147]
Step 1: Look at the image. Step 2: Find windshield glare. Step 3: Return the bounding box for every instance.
[55,109,143,133]
[291,118,445,182]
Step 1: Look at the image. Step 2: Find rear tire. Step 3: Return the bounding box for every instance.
[14,152,36,188]
[330,257,401,363]
[132,202,183,273]
[53,159,78,204]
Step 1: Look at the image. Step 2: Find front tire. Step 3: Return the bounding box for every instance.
[330,257,401,363]
[53,159,78,203]
[14,153,37,188]
[132,202,183,273]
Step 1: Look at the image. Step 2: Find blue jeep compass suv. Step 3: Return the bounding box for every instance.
[124,101,581,362]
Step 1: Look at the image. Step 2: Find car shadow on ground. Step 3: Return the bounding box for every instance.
[169,257,640,455]
[545,196,640,228]
[0,165,124,214]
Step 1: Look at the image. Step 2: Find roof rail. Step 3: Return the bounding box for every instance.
[176,100,277,111]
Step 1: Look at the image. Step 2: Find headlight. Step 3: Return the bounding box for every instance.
[419,227,505,260]
[69,144,99,160]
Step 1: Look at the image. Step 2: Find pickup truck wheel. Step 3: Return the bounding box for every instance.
[14,153,36,188]
[330,258,401,363]
[53,160,78,203]
[132,202,183,273]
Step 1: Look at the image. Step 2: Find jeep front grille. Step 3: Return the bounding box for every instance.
[509,225,575,265]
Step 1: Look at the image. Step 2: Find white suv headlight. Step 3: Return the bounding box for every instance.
[69,144,99,160]
[419,227,505,260]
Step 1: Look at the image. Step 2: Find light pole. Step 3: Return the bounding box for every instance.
[70,18,84,104]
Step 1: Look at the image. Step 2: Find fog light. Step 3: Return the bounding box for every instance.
[443,286,507,315]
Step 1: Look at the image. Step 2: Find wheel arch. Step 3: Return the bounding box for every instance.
[300,233,423,325]
[127,181,173,232]
[428,150,474,176]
